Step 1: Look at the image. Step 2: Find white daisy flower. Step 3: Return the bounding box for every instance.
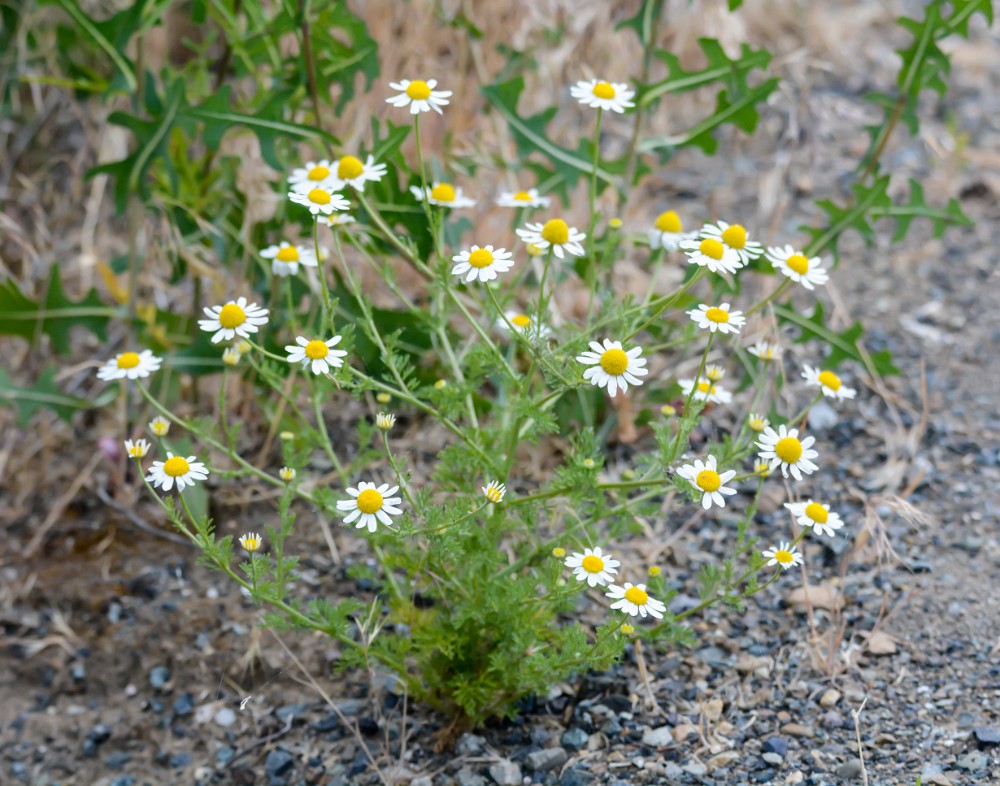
[145,452,209,492]
[324,154,387,191]
[497,311,552,340]
[198,297,269,344]
[337,481,404,533]
[762,541,803,570]
[288,186,350,216]
[222,347,241,366]
[284,336,347,375]
[386,79,452,115]
[570,79,635,113]
[515,219,586,259]
[747,413,769,432]
[124,438,151,459]
[756,424,819,481]
[605,583,666,619]
[687,303,745,334]
[260,243,317,277]
[239,532,263,552]
[451,245,515,283]
[648,210,697,252]
[326,213,357,228]
[678,378,733,405]
[784,500,845,538]
[288,160,338,193]
[278,467,296,482]
[496,188,551,209]
[748,340,782,361]
[564,547,620,588]
[705,364,725,382]
[410,182,476,208]
[96,349,162,381]
[375,412,396,431]
[801,365,857,401]
[149,416,170,437]
[754,460,772,477]
[483,481,506,504]
[679,236,743,275]
[576,339,648,397]
[699,220,764,266]
[766,245,829,290]
[676,454,737,510]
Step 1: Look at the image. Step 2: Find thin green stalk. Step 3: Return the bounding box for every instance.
[625,266,707,341]
[588,107,603,238]
[669,333,713,461]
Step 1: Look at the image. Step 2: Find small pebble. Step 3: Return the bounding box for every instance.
[973,726,1000,748]
[149,666,170,691]
[456,733,486,756]
[561,727,588,751]
[560,768,594,786]
[488,759,521,786]
[763,737,789,756]
[819,689,841,708]
[835,759,864,780]
[214,707,236,727]
[762,752,784,766]
[957,751,989,771]
[455,767,485,786]
[525,747,567,772]
[265,749,295,779]
[641,725,674,748]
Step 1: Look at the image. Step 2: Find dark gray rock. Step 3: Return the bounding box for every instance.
[560,727,589,751]
[957,751,989,771]
[973,726,1000,748]
[835,759,864,780]
[456,733,486,756]
[455,767,486,786]
[762,737,788,756]
[169,752,192,769]
[488,760,521,786]
[149,666,170,691]
[173,693,194,717]
[526,747,568,772]
[560,768,594,786]
[265,749,295,779]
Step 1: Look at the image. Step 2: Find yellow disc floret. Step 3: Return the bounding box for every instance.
[541,218,569,245]
[304,340,329,360]
[655,210,682,233]
[513,191,532,201]
[785,253,809,275]
[696,469,721,492]
[163,456,190,477]
[430,183,455,202]
[468,248,494,268]
[337,156,364,180]
[307,188,331,205]
[818,370,842,391]
[592,82,616,99]
[307,165,330,181]
[276,246,299,262]
[218,303,247,329]
[511,314,532,329]
[406,80,431,100]
[805,502,829,524]
[774,549,794,565]
[599,348,629,376]
[624,586,649,605]
[699,238,725,260]
[705,307,730,324]
[581,555,605,573]
[774,437,803,464]
[116,352,140,369]
[356,488,384,514]
[721,224,747,249]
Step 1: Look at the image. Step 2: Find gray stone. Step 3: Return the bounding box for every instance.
[809,400,839,430]
[641,725,674,748]
[560,727,589,751]
[456,767,486,786]
[973,726,1000,748]
[957,751,989,771]
[683,762,707,777]
[456,733,486,756]
[488,760,521,786]
[526,747,568,772]
[149,666,170,691]
[835,759,864,780]
[410,778,433,786]
[265,749,295,779]
[560,768,594,786]
[762,737,789,756]
[213,707,236,727]
[763,752,784,766]
[173,693,194,717]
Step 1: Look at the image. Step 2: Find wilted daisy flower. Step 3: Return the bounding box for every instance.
[570,79,635,113]
[239,532,262,552]
[552,547,566,559]
[284,336,347,375]
[410,182,476,208]
[688,303,746,334]
[766,245,829,290]
[756,424,819,480]
[526,243,545,257]
[801,365,857,401]
[516,218,586,259]
[680,236,743,275]
[748,340,782,361]
[337,481,403,532]
[620,623,635,636]
[762,541,802,570]
[327,155,386,191]
[386,79,452,115]
[260,243,317,277]
[497,188,551,209]
[222,347,241,366]
[648,210,696,252]
[497,310,552,340]
[483,481,506,504]
[565,547,620,587]
[700,221,764,266]
[785,500,844,538]
[146,452,209,492]
[748,413,769,432]
[288,186,350,216]
[326,213,356,228]
[606,583,666,619]
[124,438,151,459]
[375,412,396,431]
[199,297,269,344]
[279,467,296,483]
[677,455,737,509]
[705,364,725,382]
[288,160,338,193]
[577,339,648,397]
[451,245,515,283]
[97,349,162,381]
[149,416,170,437]
[754,460,772,476]
[679,378,733,405]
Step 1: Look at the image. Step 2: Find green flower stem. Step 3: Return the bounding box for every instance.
[448,285,518,380]
[745,277,791,317]
[790,392,824,429]
[484,286,571,388]
[641,247,665,307]
[354,192,430,276]
[382,432,417,509]
[588,107,603,239]
[422,499,492,535]
[311,381,346,481]
[245,338,288,363]
[313,218,334,332]
[284,276,300,333]
[507,476,672,508]
[624,266,707,342]
[535,246,555,328]
[343,230,418,311]
[669,332,714,460]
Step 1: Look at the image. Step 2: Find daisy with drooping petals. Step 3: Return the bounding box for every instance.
[284,336,347,375]
[688,303,746,334]
[145,452,209,492]
[149,416,170,437]
[97,349,162,381]
[375,412,396,431]
[699,221,764,266]
[576,339,648,397]
[679,236,743,274]
[386,79,452,115]
[327,154,386,191]
[705,364,725,382]
[337,481,404,533]
[756,424,819,480]
[199,297,269,344]
[260,243,317,278]
[785,500,845,538]
[239,532,262,552]
[648,210,697,252]
[565,547,620,588]
[766,245,829,290]
[326,213,356,228]
[516,218,586,259]
[483,481,506,504]
[748,413,769,432]
[124,438,151,458]
[288,186,350,216]
[763,541,803,570]
[278,467,296,482]
[451,245,515,283]
[678,377,733,405]
[288,160,338,193]
[754,460,772,477]
[676,454,737,510]
[748,340,782,361]
[222,347,241,366]
[801,365,857,401]
[410,182,476,208]
[497,311,552,340]
[570,79,636,113]
[606,583,666,619]
[497,188,551,209]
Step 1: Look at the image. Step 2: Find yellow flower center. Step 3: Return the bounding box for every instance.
[485,486,503,503]
[786,253,809,275]
[307,188,331,205]
[592,81,616,99]
[218,303,247,329]
[697,381,716,395]
[163,456,190,477]
[706,366,724,382]
[337,155,364,180]
[581,555,605,573]
[356,488,384,514]
[430,183,455,202]
[805,502,829,524]
[513,191,533,201]
[307,165,330,181]
[599,348,629,376]
[749,418,766,432]
[818,370,842,391]
[696,469,721,492]
[304,340,329,360]
[541,218,570,245]
[406,80,431,100]
[276,246,299,262]
[721,224,747,249]
[655,210,682,233]
[774,437,803,464]
[242,536,260,550]
[624,586,649,605]
[511,314,532,328]
[468,248,494,268]
[705,307,729,323]
[116,352,140,369]
[775,549,794,565]
[699,238,725,260]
